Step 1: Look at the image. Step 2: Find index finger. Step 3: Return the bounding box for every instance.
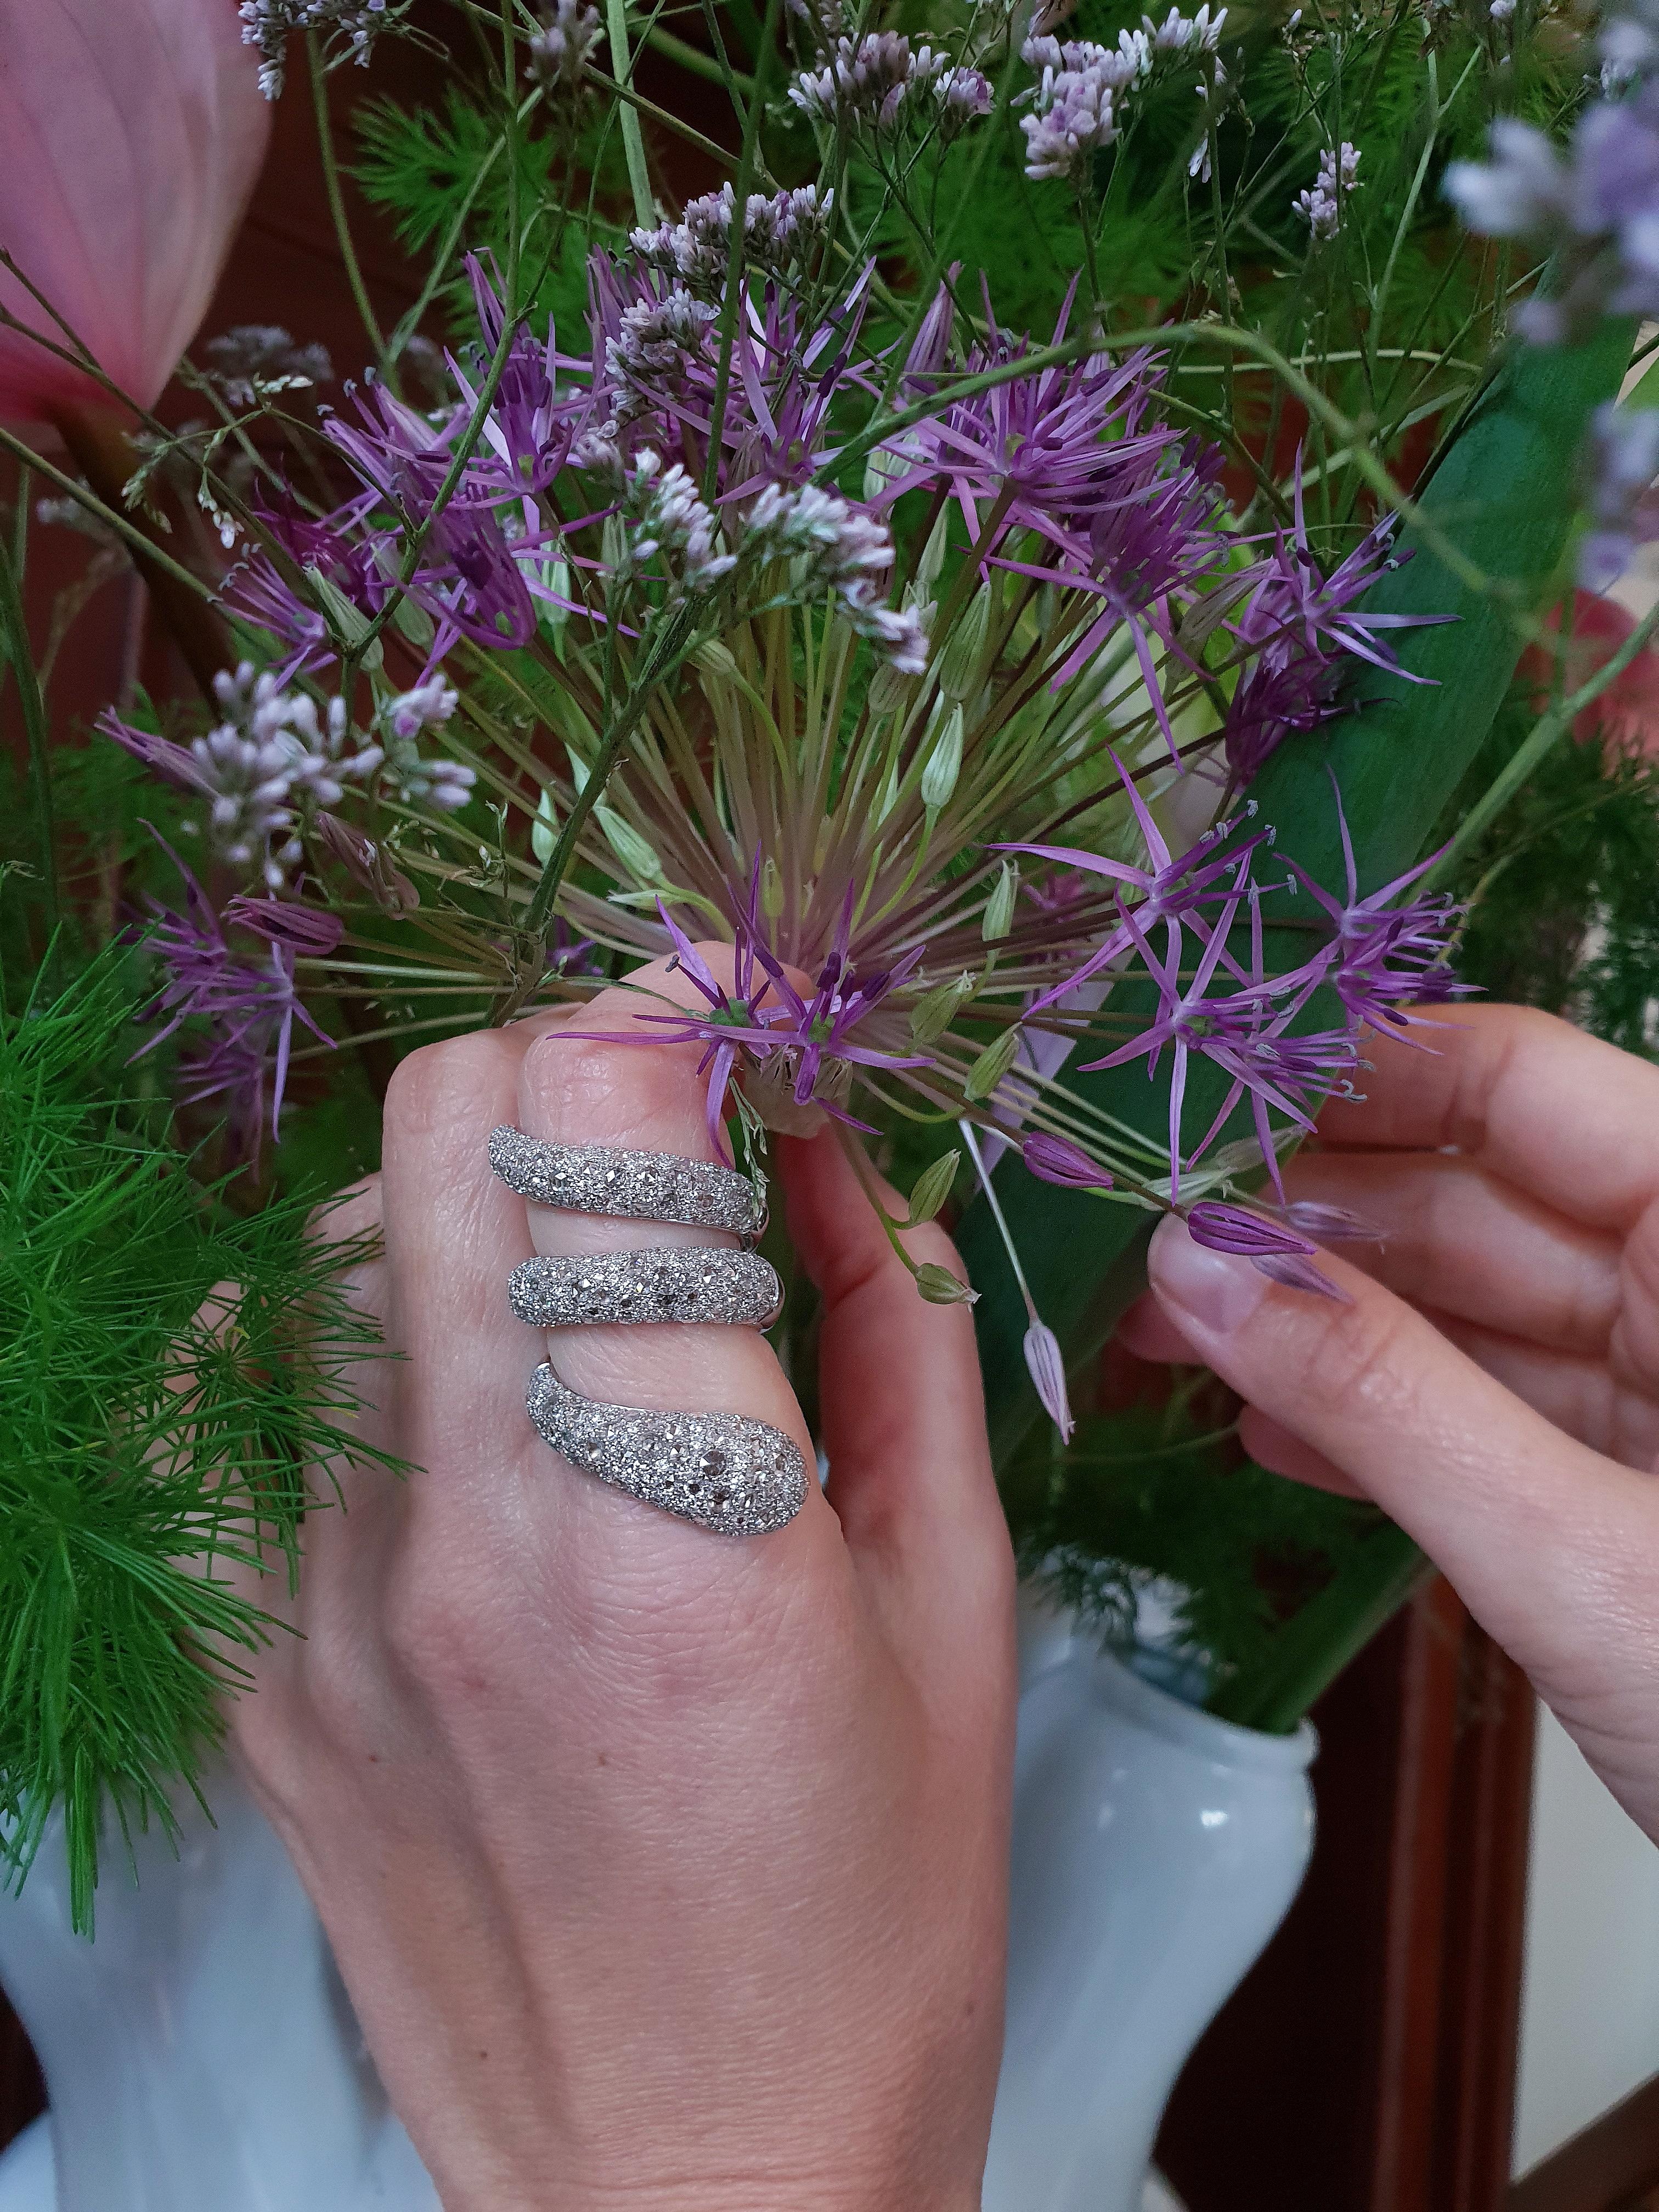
[1316,1005,1659,1232]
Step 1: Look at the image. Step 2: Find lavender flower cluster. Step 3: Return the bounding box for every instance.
[1017,10,1228,187]
[239,0,404,99]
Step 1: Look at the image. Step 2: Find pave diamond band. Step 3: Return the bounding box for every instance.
[492,1128,799,1537]
[488,1126,764,1240]
[526,1363,807,1538]
[509,1248,783,1331]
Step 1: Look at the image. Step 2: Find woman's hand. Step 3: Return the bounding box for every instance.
[1120,1003,1659,1838]
[229,947,1016,2212]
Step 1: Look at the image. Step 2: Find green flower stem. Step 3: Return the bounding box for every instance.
[703,0,784,500]
[306,32,391,376]
[606,0,657,230]
[645,22,754,94]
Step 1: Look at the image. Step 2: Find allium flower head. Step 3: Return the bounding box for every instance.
[1184,1202,1346,1299]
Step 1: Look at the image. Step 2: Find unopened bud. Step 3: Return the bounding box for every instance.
[915,1260,978,1306]
[693,637,740,682]
[916,509,950,593]
[599,805,662,883]
[601,514,628,576]
[308,564,382,671]
[910,969,978,1044]
[906,1149,960,1224]
[963,1025,1020,1100]
[938,588,990,702]
[532,784,558,865]
[1023,1321,1075,1443]
[921,704,964,812]
[981,857,1018,942]
[868,658,914,718]
[862,444,906,505]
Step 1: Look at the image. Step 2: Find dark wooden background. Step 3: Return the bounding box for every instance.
[2,15,1653,2209]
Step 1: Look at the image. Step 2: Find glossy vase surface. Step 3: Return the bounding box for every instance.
[981,1601,1317,2212]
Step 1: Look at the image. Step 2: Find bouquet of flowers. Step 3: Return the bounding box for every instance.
[4,0,1658,1918]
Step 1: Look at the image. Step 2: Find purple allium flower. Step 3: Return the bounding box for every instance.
[219,495,391,683]
[1023,1131,1115,1188]
[1023,1320,1076,1441]
[1294,142,1361,241]
[223,895,345,957]
[313,811,420,913]
[1221,467,1448,782]
[1271,1199,1382,1242]
[135,842,334,1157]
[1579,402,1659,593]
[1000,752,1269,1015]
[1184,1201,1347,1300]
[1280,778,1471,1034]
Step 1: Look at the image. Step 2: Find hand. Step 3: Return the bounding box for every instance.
[1120,1004,1659,1839]
[229,947,1016,2212]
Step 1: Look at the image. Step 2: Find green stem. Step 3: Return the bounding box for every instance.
[307,32,391,377]
[606,0,657,229]
[0,516,63,972]
[645,22,755,93]
[703,0,783,500]
[1425,596,1659,889]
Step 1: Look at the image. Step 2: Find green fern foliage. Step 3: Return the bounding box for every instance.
[0,943,399,1930]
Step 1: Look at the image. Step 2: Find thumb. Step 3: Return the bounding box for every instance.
[1144,1212,1646,1693]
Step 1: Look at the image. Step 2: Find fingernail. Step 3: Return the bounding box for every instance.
[1148,1214,1269,1334]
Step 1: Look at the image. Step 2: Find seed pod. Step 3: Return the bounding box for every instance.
[599,806,662,883]
[868,656,915,718]
[906,1148,960,1224]
[964,1025,1020,1101]
[981,857,1018,941]
[307,563,383,671]
[692,637,740,681]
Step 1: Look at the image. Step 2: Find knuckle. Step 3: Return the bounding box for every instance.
[380,1552,507,1703]
[1292,1291,1421,1427]
[383,1032,513,1148]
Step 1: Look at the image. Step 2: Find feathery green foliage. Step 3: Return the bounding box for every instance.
[0,941,399,1931]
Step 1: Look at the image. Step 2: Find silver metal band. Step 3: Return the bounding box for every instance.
[489,1126,764,1240]
[508,1248,783,1330]
[526,1363,806,1537]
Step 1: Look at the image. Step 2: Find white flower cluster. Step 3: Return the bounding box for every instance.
[1294,141,1362,240]
[630,186,834,297]
[527,0,603,101]
[614,450,736,592]
[376,679,476,811]
[238,1,398,100]
[192,665,381,888]
[789,33,990,136]
[743,484,927,669]
[1018,30,1150,182]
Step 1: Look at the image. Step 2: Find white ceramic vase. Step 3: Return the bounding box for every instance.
[0,1607,1313,2212]
[983,1599,1317,2212]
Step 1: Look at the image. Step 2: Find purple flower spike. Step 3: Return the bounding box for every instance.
[1023,1320,1076,1442]
[1184,1201,1348,1301]
[225,896,346,958]
[1023,1131,1115,1189]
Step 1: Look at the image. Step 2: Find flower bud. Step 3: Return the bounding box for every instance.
[963,1025,1020,1100]
[916,509,950,594]
[867,658,914,718]
[906,1148,960,1224]
[981,857,1018,941]
[532,784,558,864]
[862,443,906,505]
[1023,1131,1113,1189]
[938,588,990,702]
[920,704,964,812]
[692,637,741,682]
[910,969,977,1044]
[1023,1321,1074,1443]
[915,1261,978,1306]
[760,854,785,918]
[599,805,663,884]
